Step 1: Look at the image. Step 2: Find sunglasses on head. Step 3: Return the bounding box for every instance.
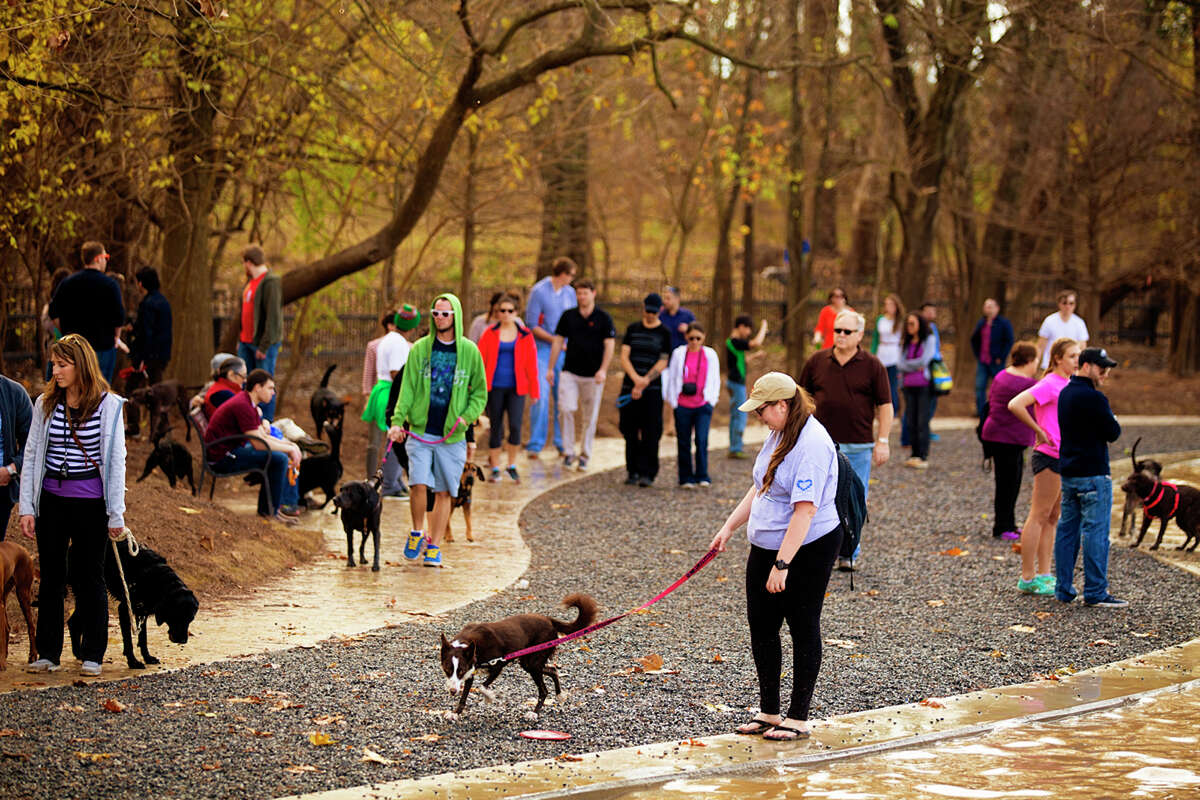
[430,309,454,318]
[833,328,858,335]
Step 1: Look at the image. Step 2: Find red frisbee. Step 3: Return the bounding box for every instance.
[519,729,572,741]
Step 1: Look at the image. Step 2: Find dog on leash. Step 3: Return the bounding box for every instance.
[137,434,195,492]
[0,542,37,670]
[310,365,345,441]
[298,422,344,509]
[440,593,598,721]
[71,542,199,669]
[130,380,193,442]
[1121,471,1200,551]
[1119,437,1164,539]
[330,480,383,570]
[429,463,486,543]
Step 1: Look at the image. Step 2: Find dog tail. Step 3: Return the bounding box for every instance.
[553,593,598,635]
[320,363,337,388]
[1131,436,1142,472]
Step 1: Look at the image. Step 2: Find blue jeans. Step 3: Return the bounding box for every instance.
[1054,475,1114,603]
[839,441,874,560]
[213,444,288,516]
[885,364,900,415]
[526,343,563,454]
[727,380,747,454]
[96,347,117,384]
[674,403,713,484]
[237,341,281,421]
[975,362,1003,418]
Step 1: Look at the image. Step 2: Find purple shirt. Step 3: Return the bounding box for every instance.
[43,474,104,499]
[981,370,1037,446]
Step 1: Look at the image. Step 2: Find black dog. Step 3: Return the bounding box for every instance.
[137,435,195,492]
[311,365,345,441]
[440,594,597,721]
[331,481,382,570]
[298,422,343,509]
[431,462,486,543]
[1122,471,1200,551]
[1118,437,1164,539]
[130,380,193,442]
[70,542,199,669]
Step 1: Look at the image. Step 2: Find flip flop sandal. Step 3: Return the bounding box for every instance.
[763,724,811,741]
[734,717,780,736]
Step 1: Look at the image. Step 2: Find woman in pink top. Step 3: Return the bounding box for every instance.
[1007,338,1080,596]
[665,323,721,487]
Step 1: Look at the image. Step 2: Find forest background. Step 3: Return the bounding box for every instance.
[2,0,1199,394]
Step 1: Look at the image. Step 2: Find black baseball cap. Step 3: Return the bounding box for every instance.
[644,292,663,313]
[1078,347,1117,369]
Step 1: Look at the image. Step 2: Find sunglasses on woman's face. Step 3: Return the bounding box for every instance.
[687,335,703,342]
[497,307,516,313]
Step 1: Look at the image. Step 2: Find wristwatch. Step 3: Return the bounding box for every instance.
[5,464,15,478]
[774,558,791,571]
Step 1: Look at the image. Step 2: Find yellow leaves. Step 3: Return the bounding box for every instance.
[940,547,967,557]
[361,747,393,765]
[226,696,264,705]
[926,599,945,608]
[76,752,115,762]
[1009,624,1036,633]
[308,732,336,746]
[311,713,344,726]
[102,698,126,713]
[824,639,857,650]
[178,506,202,515]
[635,653,664,672]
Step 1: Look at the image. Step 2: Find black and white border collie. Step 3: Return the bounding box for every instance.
[440,593,598,720]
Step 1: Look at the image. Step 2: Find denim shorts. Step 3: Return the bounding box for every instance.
[1031,451,1060,475]
[405,437,468,496]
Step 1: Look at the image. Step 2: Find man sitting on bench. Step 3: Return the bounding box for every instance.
[203,368,302,525]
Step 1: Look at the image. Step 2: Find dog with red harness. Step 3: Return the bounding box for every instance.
[440,593,597,721]
[1122,471,1200,551]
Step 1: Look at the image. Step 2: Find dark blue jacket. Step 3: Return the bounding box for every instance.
[0,375,33,504]
[970,315,1014,367]
[131,290,173,366]
[1058,375,1121,477]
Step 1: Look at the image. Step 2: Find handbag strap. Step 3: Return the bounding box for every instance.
[62,401,103,474]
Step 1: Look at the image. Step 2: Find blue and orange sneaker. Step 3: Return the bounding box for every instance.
[403,531,427,561]
[423,545,443,568]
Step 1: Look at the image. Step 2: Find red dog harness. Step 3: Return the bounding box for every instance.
[1143,480,1180,518]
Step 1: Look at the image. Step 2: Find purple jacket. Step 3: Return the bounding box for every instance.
[981,370,1037,446]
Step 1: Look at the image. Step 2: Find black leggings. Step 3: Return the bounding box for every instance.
[990,442,1026,536]
[746,529,842,720]
[486,387,526,448]
[35,491,110,664]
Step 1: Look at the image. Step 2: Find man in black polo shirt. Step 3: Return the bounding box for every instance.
[548,279,616,471]
[618,293,672,487]
[799,309,892,569]
[1054,347,1124,608]
[48,241,125,383]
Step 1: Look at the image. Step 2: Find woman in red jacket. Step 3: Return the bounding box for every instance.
[477,294,540,482]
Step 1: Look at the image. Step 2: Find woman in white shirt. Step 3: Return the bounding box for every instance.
[871,293,903,416]
[709,373,842,742]
[664,323,721,488]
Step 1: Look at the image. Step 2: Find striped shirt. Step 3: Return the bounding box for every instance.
[45,401,103,476]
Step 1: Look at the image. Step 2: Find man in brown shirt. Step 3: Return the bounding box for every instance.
[799,309,893,570]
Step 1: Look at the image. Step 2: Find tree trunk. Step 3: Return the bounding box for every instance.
[535,81,591,279]
[460,128,479,302]
[1168,4,1200,375]
[785,0,809,377]
[741,200,755,319]
[161,6,224,385]
[807,0,838,258]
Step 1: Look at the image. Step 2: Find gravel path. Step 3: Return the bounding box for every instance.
[2,426,1199,800]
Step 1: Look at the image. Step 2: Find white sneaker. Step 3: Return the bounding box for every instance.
[27,659,61,673]
[80,661,102,677]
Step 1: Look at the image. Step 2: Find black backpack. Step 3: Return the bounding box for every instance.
[834,448,868,585]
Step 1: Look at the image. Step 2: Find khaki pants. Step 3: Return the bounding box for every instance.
[558,371,604,460]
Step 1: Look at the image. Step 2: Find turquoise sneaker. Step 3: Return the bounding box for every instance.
[403,531,427,561]
[423,545,443,568]
[1035,574,1056,593]
[1017,577,1054,596]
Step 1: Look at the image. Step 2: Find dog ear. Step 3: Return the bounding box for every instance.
[473,464,485,481]
[440,633,450,650]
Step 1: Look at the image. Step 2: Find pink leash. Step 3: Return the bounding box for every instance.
[483,547,720,667]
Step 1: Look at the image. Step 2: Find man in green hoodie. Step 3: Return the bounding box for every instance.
[388,293,487,567]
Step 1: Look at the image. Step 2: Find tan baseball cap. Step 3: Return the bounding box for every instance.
[738,371,799,412]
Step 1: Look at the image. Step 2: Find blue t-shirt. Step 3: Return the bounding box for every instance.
[525,277,577,344]
[747,417,841,550]
[425,339,457,436]
[659,307,696,350]
[492,339,517,389]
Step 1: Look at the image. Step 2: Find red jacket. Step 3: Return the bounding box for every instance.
[478,323,540,398]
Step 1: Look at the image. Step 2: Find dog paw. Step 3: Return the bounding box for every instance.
[523,710,540,722]
[479,687,497,703]
[127,661,146,670]
[144,656,160,665]
[1150,545,1159,551]
[372,564,380,572]
[443,711,459,722]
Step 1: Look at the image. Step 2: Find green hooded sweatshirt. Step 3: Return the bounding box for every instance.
[390,293,487,443]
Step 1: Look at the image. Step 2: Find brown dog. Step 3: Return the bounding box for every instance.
[130,380,192,442]
[0,541,37,670]
[430,463,486,543]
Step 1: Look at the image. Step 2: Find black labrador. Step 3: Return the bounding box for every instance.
[310,364,345,441]
[298,422,343,509]
[137,435,195,492]
[331,481,382,570]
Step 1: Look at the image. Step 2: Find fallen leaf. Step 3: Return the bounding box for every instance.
[308,732,336,746]
[667,549,684,555]
[179,506,202,515]
[824,638,857,649]
[202,762,221,771]
[1033,611,1053,620]
[102,699,126,713]
[919,698,945,708]
[1011,542,1022,553]
[75,752,115,761]
[409,733,442,743]
[556,753,583,762]
[550,503,572,509]
[1009,624,1036,633]
[681,738,707,747]
[926,599,945,608]
[285,764,320,773]
[703,703,734,713]
[635,653,664,673]
[226,696,264,704]
[57,704,84,713]
[162,702,186,708]
[866,589,880,596]
[245,728,273,738]
[711,653,724,663]
[1132,631,1156,638]
[199,535,213,552]
[716,575,729,583]
[361,747,393,765]
[0,730,21,737]
[1088,639,1115,647]
[312,714,344,726]
[940,547,967,557]
[991,650,1006,658]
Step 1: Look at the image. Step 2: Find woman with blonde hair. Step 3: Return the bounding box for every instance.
[710,373,842,741]
[19,333,127,677]
[1007,337,1080,596]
